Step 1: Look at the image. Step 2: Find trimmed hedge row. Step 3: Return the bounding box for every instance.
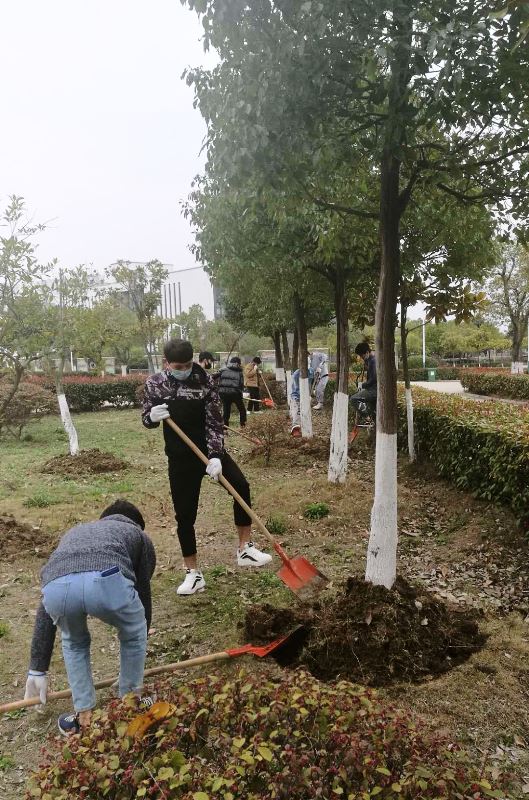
[398,388,529,527]
[28,375,146,412]
[460,371,529,400]
[397,367,460,381]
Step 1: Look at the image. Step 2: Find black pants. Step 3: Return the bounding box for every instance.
[246,386,260,412]
[168,452,252,558]
[222,392,247,426]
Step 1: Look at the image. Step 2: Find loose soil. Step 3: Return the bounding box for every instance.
[244,576,486,686]
[41,448,129,476]
[0,515,52,561]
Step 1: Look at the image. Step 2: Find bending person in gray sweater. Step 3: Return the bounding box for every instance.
[24,500,156,736]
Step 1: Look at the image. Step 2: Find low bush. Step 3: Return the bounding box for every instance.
[26,669,510,800]
[0,381,56,437]
[265,514,288,535]
[29,375,146,412]
[304,501,330,520]
[460,371,529,400]
[398,388,529,528]
[246,410,285,465]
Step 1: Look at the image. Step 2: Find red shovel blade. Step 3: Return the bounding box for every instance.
[226,630,296,658]
[262,398,274,408]
[277,555,329,600]
[348,427,359,444]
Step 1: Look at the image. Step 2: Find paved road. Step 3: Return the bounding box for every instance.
[411,380,464,395]
[410,380,528,406]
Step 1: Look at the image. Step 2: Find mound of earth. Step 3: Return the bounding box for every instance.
[0,516,52,560]
[243,576,485,686]
[42,448,129,476]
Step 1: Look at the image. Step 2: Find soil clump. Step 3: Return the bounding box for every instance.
[244,576,485,686]
[0,516,51,560]
[42,448,129,476]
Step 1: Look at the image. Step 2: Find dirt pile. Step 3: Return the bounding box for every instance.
[244,576,485,686]
[42,448,129,476]
[0,516,51,560]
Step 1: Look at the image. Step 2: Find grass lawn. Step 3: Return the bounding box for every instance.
[1,407,529,797]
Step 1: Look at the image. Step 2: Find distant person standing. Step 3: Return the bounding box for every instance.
[218,357,247,427]
[198,351,215,371]
[311,351,329,410]
[244,357,262,414]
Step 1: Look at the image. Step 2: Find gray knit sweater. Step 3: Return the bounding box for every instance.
[29,515,156,673]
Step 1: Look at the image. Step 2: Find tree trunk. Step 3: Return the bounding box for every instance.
[55,354,79,456]
[328,267,349,483]
[365,1,410,590]
[281,329,294,415]
[400,305,415,462]
[291,328,299,372]
[0,358,25,420]
[273,330,285,381]
[294,294,312,438]
[511,323,522,363]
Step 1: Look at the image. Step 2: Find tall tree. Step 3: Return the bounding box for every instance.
[107,260,169,374]
[0,196,53,417]
[484,243,529,364]
[182,0,529,589]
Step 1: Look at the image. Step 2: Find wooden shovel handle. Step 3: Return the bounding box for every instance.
[259,372,274,403]
[164,418,281,555]
[0,651,232,714]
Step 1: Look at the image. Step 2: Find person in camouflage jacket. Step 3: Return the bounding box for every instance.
[142,339,271,595]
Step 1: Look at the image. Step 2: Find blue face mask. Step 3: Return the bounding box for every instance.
[170,367,192,381]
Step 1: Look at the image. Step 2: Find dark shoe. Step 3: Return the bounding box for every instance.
[57,712,80,736]
[138,695,155,710]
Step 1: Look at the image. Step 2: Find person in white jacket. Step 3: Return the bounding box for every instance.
[311,351,329,410]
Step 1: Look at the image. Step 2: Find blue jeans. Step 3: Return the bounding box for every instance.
[42,570,147,712]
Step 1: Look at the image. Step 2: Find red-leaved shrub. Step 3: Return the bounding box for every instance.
[27,669,510,799]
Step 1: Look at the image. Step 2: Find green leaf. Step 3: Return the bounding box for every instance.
[257,745,273,762]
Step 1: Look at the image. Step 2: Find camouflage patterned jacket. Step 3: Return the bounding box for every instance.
[142,364,224,460]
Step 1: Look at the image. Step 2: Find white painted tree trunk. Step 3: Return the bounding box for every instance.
[299,376,313,438]
[365,432,397,588]
[327,391,349,483]
[57,393,79,456]
[405,387,415,462]
[286,370,294,419]
[275,367,285,381]
[121,365,128,376]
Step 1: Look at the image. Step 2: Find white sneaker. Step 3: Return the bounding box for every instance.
[176,569,206,595]
[313,403,323,410]
[237,542,273,567]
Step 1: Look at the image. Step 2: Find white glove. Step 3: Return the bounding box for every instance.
[150,403,170,423]
[25,671,48,706]
[316,368,321,376]
[206,457,222,481]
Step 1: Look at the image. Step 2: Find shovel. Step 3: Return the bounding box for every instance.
[0,629,306,714]
[165,417,329,600]
[223,424,263,447]
[258,372,276,407]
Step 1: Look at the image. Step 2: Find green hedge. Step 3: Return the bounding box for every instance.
[460,371,529,400]
[398,388,529,527]
[398,367,460,381]
[29,375,146,412]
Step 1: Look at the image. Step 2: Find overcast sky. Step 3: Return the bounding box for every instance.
[0,0,216,316]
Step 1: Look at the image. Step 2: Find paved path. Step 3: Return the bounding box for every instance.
[410,380,528,406]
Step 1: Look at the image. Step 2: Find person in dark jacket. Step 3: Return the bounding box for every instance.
[198,351,215,371]
[349,342,377,413]
[24,500,156,736]
[218,356,247,427]
[142,339,271,597]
